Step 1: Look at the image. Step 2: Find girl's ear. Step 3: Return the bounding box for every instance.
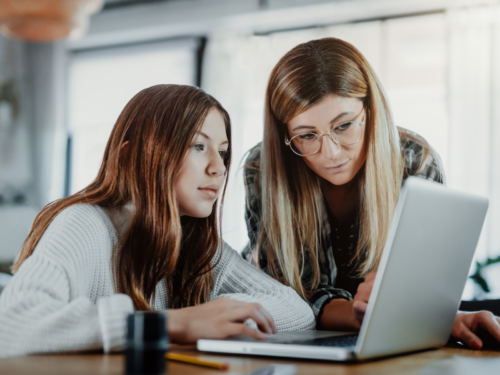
[120,141,130,153]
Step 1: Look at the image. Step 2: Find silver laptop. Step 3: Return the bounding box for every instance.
[198,177,489,361]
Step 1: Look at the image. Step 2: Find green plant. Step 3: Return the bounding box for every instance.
[469,255,500,293]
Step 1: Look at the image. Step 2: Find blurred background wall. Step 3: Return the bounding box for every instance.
[1,0,500,299]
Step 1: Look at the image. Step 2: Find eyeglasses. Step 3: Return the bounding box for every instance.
[284,116,365,157]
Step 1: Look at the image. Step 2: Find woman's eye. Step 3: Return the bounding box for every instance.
[336,122,354,131]
[219,150,228,159]
[298,133,317,140]
[194,143,205,152]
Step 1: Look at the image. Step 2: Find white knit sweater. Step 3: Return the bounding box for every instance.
[0,204,315,358]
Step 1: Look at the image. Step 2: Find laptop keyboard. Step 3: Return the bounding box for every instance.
[288,334,359,348]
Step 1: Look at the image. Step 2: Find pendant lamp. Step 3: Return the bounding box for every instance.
[0,0,103,42]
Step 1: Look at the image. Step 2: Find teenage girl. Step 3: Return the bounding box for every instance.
[243,38,500,349]
[0,84,314,358]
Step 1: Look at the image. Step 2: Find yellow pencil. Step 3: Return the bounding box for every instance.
[165,352,229,370]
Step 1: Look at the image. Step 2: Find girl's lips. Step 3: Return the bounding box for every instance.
[326,161,348,173]
[198,188,218,199]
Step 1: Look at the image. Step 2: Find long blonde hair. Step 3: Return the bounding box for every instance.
[252,38,404,298]
[14,85,232,310]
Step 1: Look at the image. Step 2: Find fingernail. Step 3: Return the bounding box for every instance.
[473,341,482,350]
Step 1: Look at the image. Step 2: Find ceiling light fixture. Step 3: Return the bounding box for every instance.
[0,0,103,42]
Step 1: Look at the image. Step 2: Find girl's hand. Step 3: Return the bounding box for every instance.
[451,311,500,349]
[167,297,278,344]
[352,272,377,325]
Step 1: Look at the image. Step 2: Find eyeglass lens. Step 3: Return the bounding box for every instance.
[291,121,362,156]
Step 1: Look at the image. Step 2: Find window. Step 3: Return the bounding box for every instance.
[68,39,199,194]
[204,14,449,254]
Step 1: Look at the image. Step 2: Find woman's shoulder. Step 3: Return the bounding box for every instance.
[398,127,446,184]
[245,142,262,163]
[244,143,262,176]
[243,143,263,196]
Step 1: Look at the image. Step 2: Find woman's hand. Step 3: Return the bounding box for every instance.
[352,272,377,325]
[318,272,377,331]
[451,311,500,349]
[348,273,500,350]
[167,297,278,344]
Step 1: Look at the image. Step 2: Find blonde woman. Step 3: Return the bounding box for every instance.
[243,38,500,349]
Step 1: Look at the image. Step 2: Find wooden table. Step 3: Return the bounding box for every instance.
[1,345,500,375]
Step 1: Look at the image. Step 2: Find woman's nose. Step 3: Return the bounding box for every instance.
[320,134,341,159]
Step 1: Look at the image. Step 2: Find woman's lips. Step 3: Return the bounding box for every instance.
[326,161,348,173]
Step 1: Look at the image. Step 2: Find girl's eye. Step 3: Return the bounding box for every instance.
[219,150,228,159]
[336,121,354,131]
[194,143,205,152]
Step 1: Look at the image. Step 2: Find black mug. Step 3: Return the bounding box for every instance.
[125,311,169,374]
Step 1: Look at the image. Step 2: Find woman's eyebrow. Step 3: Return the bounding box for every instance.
[292,125,316,131]
[292,111,354,131]
[330,111,354,124]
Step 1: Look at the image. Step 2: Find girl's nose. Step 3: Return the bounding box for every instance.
[208,151,226,176]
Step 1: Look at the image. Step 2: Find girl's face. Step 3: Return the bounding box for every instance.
[286,94,367,186]
[175,109,228,217]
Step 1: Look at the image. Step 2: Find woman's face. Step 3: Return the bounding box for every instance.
[286,94,366,186]
[175,109,228,217]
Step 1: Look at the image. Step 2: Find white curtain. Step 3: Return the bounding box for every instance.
[447,5,500,297]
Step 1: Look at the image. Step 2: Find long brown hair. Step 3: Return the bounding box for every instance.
[250,38,403,298]
[13,84,232,310]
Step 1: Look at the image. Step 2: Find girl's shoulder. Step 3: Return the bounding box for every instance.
[398,127,446,184]
[52,204,115,237]
[35,204,117,261]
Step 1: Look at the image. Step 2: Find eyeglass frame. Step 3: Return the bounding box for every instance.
[284,110,366,157]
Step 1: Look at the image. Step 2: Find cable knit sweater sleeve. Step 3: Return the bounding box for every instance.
[0,206,134,359]
[212,242,315,331]
[0,205,313,359]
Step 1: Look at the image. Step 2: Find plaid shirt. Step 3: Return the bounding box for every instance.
[242,128,445,320]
